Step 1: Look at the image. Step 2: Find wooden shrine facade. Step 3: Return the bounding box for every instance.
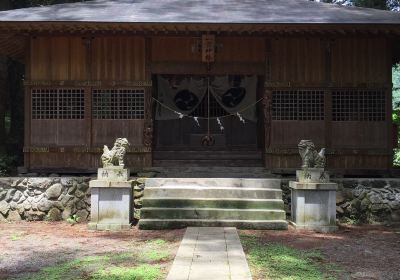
[0,1,399,174]
[13,33,393,174]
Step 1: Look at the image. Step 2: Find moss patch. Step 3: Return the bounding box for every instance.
[14,238,173,280]
[240,234,342,280]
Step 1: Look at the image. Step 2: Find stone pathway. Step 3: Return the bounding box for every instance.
[166,227,252,280]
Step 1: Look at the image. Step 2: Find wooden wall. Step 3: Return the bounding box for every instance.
[24,34,394,173]
[266,37,393,173]
[26,36,151,170]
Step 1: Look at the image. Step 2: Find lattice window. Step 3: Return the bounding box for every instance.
[332,90,385,121]
[31,88,84,120]
[92,89,145,120]
[272,90,324,121]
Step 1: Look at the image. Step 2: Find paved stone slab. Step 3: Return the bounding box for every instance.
[167,227,252,280]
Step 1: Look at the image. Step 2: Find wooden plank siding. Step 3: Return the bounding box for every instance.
[266,37,393,173]
[26,36,151,170]
[24,34,394,173]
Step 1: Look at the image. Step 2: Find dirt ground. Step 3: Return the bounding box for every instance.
[0,222,399,280]
[0,222,185,280]
[241,224,400,280]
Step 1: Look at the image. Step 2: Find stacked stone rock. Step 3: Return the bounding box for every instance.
[0,177,91,222]
[133,178,145,220]
[282,178,400,224]
[335,179,400,224]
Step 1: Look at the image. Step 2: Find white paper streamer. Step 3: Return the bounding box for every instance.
[236,112,246,124]
[193,116,200,127]
[217,118,224,132]
[174,111,184,119]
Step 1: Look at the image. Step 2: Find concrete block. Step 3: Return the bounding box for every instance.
[290,181,337,232]
[89,185,133,230]
[296,168,330,183]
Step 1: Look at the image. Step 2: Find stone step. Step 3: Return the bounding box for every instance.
[141,207,286,220]
[153,150,262,160]
[153,159,263,167]
[141,167,275,178]
[144,187,282,199]
[142,197,284,209]
[145,178,281,189]
[138,219,288,230]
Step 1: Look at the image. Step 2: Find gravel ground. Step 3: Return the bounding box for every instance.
[0,222,184,279]
[241,224,400,280]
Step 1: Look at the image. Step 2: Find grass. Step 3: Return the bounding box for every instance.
[240,234,342,280]
[10,232,25,241]
[14,239,173,280]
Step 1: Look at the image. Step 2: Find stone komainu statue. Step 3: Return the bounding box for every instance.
[101,138,130,168]
[298,140,326,169]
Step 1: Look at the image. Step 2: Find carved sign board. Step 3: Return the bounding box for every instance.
[202,34,215,63]
[97,167,129,181]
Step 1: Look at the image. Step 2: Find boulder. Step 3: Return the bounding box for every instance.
[336,206,344,214]
[389,200,400,210]
[9,201,17,210]
[0,213,7,222]
[62,205,76,220]
[77,182,89,192]
[74,190,85,199]
[336,191,345,204]
[0,189,6,200]
[67,185,77,195]
[0,200,10,215]
[75,209,89,221]
[5,189,16,202]
[45,183,63,199]
[46,207,62,221]
[25,210,46,221]
[7,210,21,221]
[37,199,53,212]
[12,190,23,202]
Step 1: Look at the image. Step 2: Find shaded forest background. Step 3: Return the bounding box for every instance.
[0,0,399,173]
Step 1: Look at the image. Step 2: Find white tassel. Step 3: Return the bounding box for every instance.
[193,117,200,127]
[217,118,224,132]
[236,112,245,124]
[174,111,184,119]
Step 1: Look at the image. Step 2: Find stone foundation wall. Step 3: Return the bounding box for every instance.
[0,177,92,222]
[282,178,400,224]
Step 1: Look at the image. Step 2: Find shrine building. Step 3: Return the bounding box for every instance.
[0,0,399,175]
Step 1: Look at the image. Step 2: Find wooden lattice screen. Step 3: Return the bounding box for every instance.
[332,90,385,121]
[272,90,324,121]
[92,89,145,120]
[31,88,85,119]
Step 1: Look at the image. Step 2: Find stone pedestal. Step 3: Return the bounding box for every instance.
[88,167,133,230]
[290,169,338,233]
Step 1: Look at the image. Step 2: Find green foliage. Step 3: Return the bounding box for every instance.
[141,251,169,262]
[93,265,163,280]
[241,234,341,280]
[15,239,171,280]
[0,154,17,176]
[66,214,81,225]
[146,239,166,246]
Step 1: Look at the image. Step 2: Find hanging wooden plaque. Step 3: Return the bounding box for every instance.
[202,34,215,63]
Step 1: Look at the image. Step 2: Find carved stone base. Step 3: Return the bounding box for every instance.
[289,181,338,233]
[89,179,133,231]
[97,166,129,181]
[296,168,330,183]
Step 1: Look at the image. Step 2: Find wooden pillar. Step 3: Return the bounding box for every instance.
[0,55,7,152]
[143,37,154,167]
[24,38,31,168]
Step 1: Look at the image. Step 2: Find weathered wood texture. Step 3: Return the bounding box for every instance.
[27,36,150,169]
[25,35,393,172]
[266,37,392,172]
